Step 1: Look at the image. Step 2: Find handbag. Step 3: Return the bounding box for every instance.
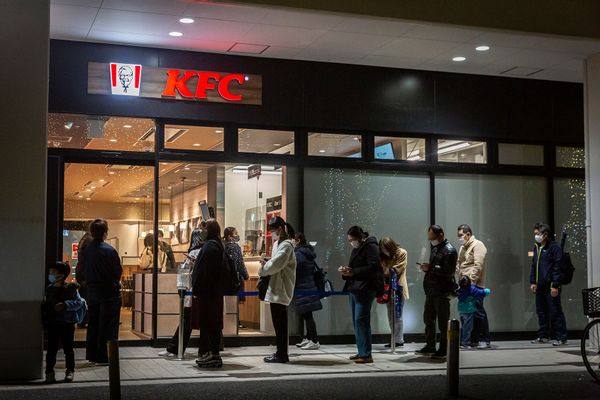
[257,275,270,301]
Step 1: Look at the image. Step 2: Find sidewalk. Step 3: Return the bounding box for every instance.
[1,341,586,389]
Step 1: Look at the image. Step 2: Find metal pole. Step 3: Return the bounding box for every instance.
[107,340,121,400]
[177,289,186,360]
[447,319,460,397]
[390,275,396,353]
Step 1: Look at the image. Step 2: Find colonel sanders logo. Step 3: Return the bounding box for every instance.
[110,63,142,96]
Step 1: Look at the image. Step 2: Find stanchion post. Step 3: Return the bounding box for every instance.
[177,288,186,360]
[447,319,460,397]
[107,340,121,400]
[390,280,396,353]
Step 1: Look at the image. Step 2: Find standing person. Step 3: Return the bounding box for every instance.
[83,219,122,366]
[530,223,568,346]
[75,232,93,328]
[43,262,86,383]
[457,276,490,349]
[192,220,226,368]
[157,229,177,272]
[379,237,410,348]
[224,227,250,299]
[416,225,458,360]
[340,226,383,364]
[259,217,297,363]
[139,233,168,272]
[456,224,490,349]
[292,232,322,350]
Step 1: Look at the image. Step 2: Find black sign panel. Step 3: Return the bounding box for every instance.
[266,195,283,212]
[248,164,261,180]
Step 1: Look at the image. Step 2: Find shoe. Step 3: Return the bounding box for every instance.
[431,350,447,360]
[460,344,471,350]
[349,354,360,360]
[469,342,479,348]
[301,340,321,350]
[477,342,492,349]
[415,346,436,355]
[196,354,223,368]
[263,353,289,363]
[296,338,309,348]
[195,353,210,364]
[64,370,74,383]
[384,343,404,348]
[44,372,56,384]
[552,340,568,346]
[354,356,373,364]
[531,337,550,344]
[158,350,176,357]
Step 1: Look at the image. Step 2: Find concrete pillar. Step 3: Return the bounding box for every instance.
[0,0,49,380]
[585,54,600,288]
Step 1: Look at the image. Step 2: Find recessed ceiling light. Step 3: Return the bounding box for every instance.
[99,179,105,182]
[169,31,183,37]
[90,186,96,189]
[244,76,249,81]
[179,18,194,24]
[184,167,190,170]
[109,139,117,142]
[86,198,91,201]
[319,149,326,153]
[476,45,490,51]
[86,189,91,192]
[215,130,223,133]
[273,143,281,146]
[452,56,466,62]
[108,171,115,175]
[353,137,359,141]
[123,124,132,128]
[77,195,83,199]
[193,143,201,147]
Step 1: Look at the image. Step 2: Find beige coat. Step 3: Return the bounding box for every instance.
[381,247,410,300]
[457,236,487,287]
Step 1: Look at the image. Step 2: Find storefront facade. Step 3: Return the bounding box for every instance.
[47,39,586,345]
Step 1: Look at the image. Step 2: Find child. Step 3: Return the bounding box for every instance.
[42,261,86,383]
[457,275,490,349]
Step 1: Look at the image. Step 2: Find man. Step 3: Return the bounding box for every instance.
[416,225,458,359]
[157,229,177,272]
[456,224,490,349]
[83,219,123,365]
[530,223,568,346]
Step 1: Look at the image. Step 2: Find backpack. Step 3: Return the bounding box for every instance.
[559,232,575,285]
[221,245,242,295]
[313,262,334,298]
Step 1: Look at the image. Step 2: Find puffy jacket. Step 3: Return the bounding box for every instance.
[424,239,458,297]
[343,237,384,294]
[192,239,225,297]
[457,236,487,287]
[293,245,323,314]
[457,285,489,314]
[259,239,297,306]
[530,240,563,288]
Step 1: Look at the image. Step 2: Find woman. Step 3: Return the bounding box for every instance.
[191,220,226,368]
[340,226,382,364]
[379,237,410,348]
[293,232,322,350]
[75,232,93,328]
[259,216,297,363]
[139,233,167,272]
[224,227,249,328]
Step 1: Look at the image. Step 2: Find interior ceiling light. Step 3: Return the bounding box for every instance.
[169,31,183,37]
[64,121,73,130]
[123,124,132,128]
[319,149,326,153]
[193,143,201,147]
[452,56,466,62]
[476,45,490,51]
[109,139,117,142]
[273,143,281,146]
[215,129,223,133]
[179,18,194,24]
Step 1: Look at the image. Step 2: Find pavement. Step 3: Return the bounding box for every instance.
[0,341,598,399]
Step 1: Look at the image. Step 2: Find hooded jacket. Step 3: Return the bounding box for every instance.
[293,244,323,314]
[259,239,297,306]
[343,237,384,294]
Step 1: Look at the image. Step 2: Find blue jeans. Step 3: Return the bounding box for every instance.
[460,313,475,346]
[473,297,490,344]
[350,291,376,358]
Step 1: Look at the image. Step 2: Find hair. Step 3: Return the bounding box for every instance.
[143,233,154,248]
[223,226,237,240]
[199,219,207,229]
[459,275,471,288]
[457,224,473,235]
[78,232,93,252]
[379,237,399,259]
[205,220,222,241]
[49,261,70,279]
[294,232,307,246]
[535,223,552,237]
[428,224,444,237]
[89,219,108,241]
[347,226,369,240]
[157,229,164,238]
[268,216,295,240]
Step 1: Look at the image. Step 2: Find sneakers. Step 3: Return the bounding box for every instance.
[196,354,223,368]
[552,340,568,346]
[531,337,550,344]
[349,354,361,360]
[477,342,492,349]
[195,353,210,364]
[431,350,447,360]
[415,346,436,355]
[158,350,176,357]
[296,338,309,348]
[301,340,321,350]
[384,343,404,348]
[64,370,74,383]
[354,356,373,364]
[460,344,471,350]
[263,353,289,363]
[44,372,56,384]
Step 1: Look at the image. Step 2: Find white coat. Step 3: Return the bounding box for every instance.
[258,239,297,306]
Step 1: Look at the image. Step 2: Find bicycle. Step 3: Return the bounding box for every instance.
[581,287,600,382]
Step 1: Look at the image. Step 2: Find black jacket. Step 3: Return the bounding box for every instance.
[293,245,323,314]
[82,239,122,299]
[192,239,224,297]
[423,239,458,297]
[343,237,384,294]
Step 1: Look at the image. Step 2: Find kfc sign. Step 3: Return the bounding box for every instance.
[88,62,261,105]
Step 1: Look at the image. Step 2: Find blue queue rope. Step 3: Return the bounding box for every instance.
[184,290,373,297]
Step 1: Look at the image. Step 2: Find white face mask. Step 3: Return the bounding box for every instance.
[534,234,544,244]
[271,231,280,242]
[351,240,360,249]
[430,239,440,246]
[458,236,466,245]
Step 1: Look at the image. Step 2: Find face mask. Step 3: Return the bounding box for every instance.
[48,274,62,284]
[233,235,240,243]
[458,236,466,245]
[271,231,280,242]
[351,240,360,249]
[534,234,544,244]
[430,239,440,246]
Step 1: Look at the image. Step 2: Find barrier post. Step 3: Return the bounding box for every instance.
[107,340,121,400]
[447,319,460,397]
[176,289,186,360]
[390,281,396,353]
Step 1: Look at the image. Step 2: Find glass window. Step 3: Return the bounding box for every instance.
[164,125,224,151]
[554,177,587,329]
[435,174,547,331]
[556,146,585,169]
[308,132,362,158]
[238,128,294,154]
[374,137,426,161]
[437,139,487,164]
[303,168,430,335]
[498,143,544,166]
[48,113,155,152]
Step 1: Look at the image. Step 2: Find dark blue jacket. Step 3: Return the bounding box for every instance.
[530,240,563,288]
[83,239,122,299]
[293,245,322,314]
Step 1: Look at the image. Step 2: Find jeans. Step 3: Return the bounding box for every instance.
[350,291,376,358]
[473,297,490,344]
[460,313,475,346]
[424,295,450,353]
[86,296,121,363]
[536,286,568,341]
[386,297,404,344]
[166,307,193,355]
[46,321,75,373]
[270,303,289,359]
[299,311,318,342]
